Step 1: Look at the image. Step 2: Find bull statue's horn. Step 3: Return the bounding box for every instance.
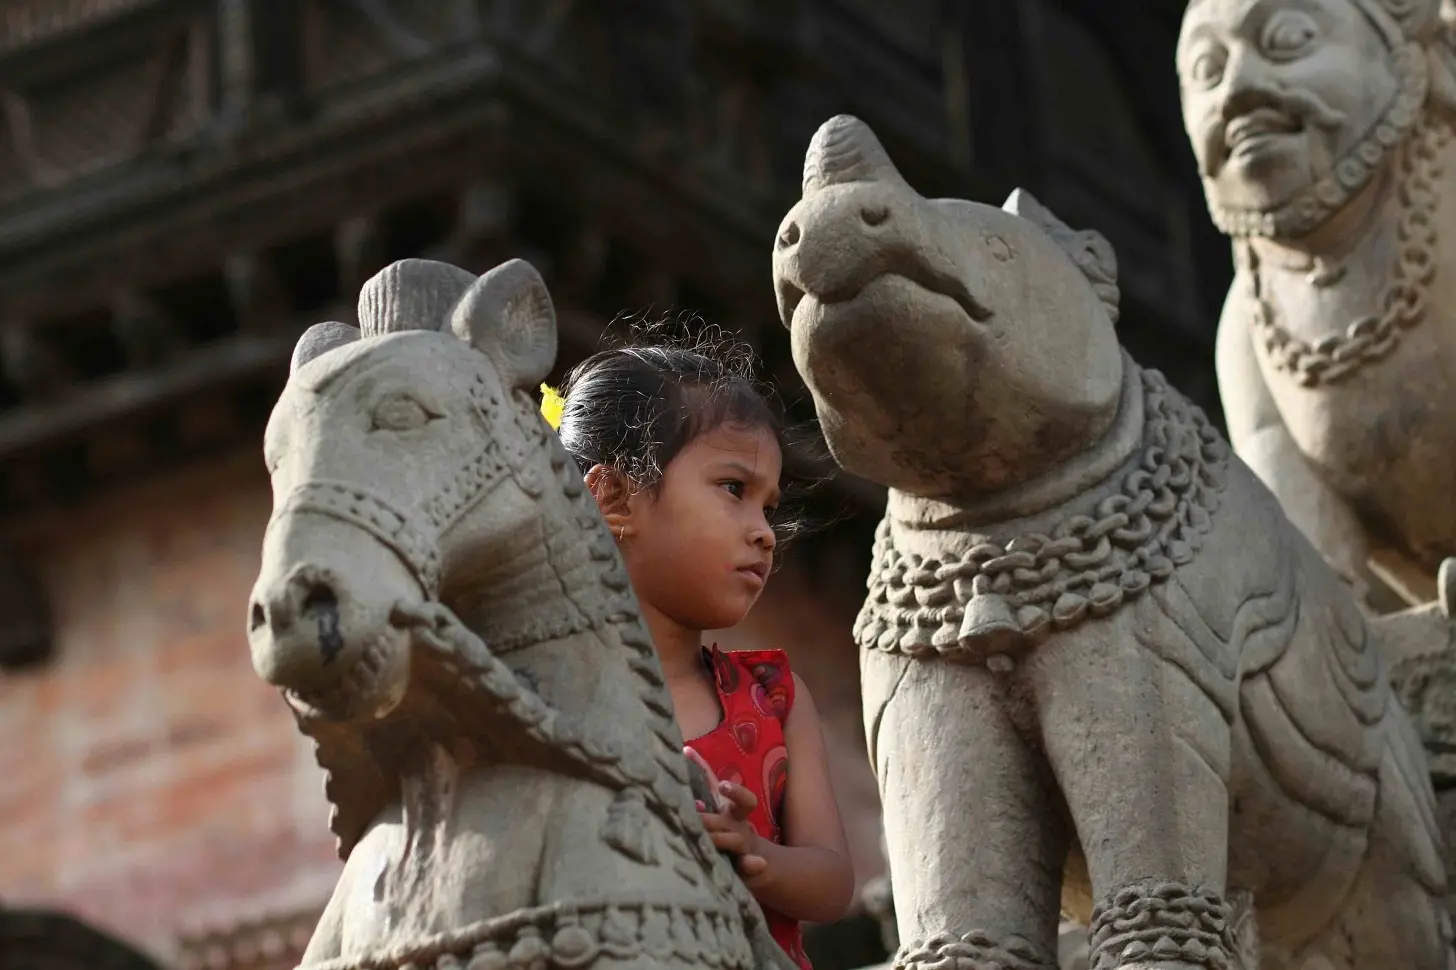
[802,114,908,195]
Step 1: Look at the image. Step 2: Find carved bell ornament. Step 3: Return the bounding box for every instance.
[955,574,1023,657]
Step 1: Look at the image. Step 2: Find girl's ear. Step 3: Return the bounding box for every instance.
[585,465,636,539]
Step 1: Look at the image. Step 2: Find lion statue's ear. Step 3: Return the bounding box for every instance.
[448,258,558,392]
[290,321,360,374]
[357,258,479,337]
[1003,188,1121,325]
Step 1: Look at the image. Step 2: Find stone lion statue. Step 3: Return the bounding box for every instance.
[1176,0,1456,608]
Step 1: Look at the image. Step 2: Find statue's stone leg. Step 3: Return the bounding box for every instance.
[864,652,1066,970]
[1031,635,1237,970]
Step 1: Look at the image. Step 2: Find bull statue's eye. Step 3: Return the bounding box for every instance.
[372,393,433,431]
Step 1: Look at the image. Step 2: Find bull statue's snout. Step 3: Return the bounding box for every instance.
[247,512,418,721]
[249,564,349,684]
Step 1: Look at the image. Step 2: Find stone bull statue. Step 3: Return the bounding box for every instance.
[246,257,799,970]
[772,114,1453,970]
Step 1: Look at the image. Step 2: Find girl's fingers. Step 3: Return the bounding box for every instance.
[737,853,769,878]
[710,831,747,854]
[698,813,733,832]
[719,781,758,819]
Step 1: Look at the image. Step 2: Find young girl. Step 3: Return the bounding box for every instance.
[540,334,854,968]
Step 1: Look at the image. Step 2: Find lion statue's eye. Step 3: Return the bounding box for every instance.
[1184,44,1227,89]
[1262,10,1318,58]
[372,393,433,431]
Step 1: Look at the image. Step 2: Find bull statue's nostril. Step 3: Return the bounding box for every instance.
[301,581,338,617]
[248,567,342,642]
[778,221,801,249]
[291,574,345,666]
[249,568,349,683]
[861,205,890,227]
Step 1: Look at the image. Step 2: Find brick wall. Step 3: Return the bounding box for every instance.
[0,451,341,965]
[0,448,884,964]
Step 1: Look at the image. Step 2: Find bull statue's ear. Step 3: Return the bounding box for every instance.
[448,258,558,391]
[1004,188,1120,324]
[357,258,478,337]
[290,321,360,374]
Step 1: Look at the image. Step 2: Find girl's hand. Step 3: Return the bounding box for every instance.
[684,746,730,814]
[683,746,768,878]
[699,781,769,879]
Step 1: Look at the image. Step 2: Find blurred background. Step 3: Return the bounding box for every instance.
[0,2,1230,969]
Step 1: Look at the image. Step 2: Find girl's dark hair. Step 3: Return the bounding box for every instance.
[555,313,823,544]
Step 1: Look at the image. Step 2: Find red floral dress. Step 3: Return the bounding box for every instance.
[685,645,810,970]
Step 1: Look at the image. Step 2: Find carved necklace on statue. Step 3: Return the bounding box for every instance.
[854,368,1231,671]
[1244,112,1450,388]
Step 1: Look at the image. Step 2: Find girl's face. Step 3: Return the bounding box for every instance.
[622,422,782,633]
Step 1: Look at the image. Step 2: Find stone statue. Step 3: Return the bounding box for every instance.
[245,257,799,970]
[772,114,1453,970]
[1175,0,1456,607]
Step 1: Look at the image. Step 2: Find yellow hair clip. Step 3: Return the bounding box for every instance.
[539,383,565,431]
